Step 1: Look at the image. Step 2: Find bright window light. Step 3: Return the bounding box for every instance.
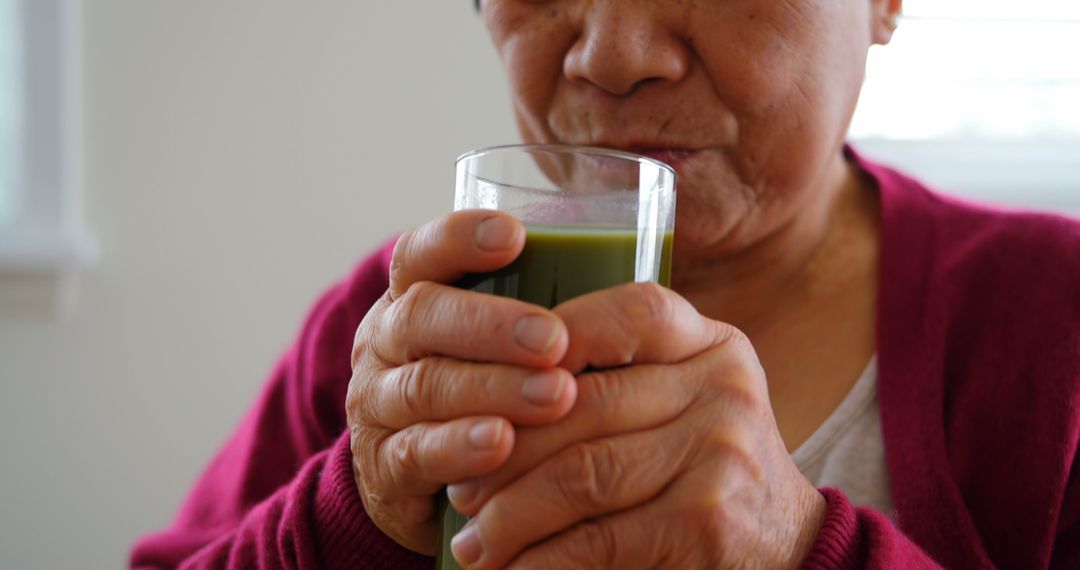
[0,0,21,229]
[851,0,1080,142]
[0,0,95,272]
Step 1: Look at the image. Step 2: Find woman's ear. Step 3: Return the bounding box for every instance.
[870,0,903,45]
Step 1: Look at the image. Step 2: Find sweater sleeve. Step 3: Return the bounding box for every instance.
[802,488,943,570]
[130,242,430,568]
[133,432,430,570]
[1050,434,1080,569]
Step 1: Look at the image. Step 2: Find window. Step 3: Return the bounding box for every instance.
[850,0,1080,215]
[0,0,20,229]
[0,0,95,271]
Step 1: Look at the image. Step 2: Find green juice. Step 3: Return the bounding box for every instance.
[456,225,673,307]
[435,225,673,569]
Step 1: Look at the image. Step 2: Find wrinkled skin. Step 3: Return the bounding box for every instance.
[347,0,902,567]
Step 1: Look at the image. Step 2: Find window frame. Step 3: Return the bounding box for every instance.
[848,9,1080,217]
[0,0,96,272]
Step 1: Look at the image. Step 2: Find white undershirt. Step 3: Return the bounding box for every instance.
[790,356,894,518]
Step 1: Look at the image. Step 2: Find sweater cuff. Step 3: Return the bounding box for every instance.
[801,487,863,570]
[313,431,431,569]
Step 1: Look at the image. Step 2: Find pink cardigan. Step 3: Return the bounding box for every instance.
[131,149,1080,569]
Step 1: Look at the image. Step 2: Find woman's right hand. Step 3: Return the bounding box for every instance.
[346,210,578,555]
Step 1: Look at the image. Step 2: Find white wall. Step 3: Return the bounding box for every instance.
[0,2,516,568]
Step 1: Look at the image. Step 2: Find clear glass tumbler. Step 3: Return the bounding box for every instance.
[435,144,676,569]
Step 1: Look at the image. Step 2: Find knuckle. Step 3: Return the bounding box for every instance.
[392,432,426,478]
[628,281,676,328]
[687,502,736,561]
[590,283,674,365]
[723,324,752,349]
[715,326,765,378]
[397,359,438,419]
[392,282,429,329]
[389,216,459,292]
[352,428,388,490]
[572,520,620,568]
[474,366,501,404]
[554,440,622,512]
[444,289,510,345]
[352,300,387,369]
[712,380,762,413]
[356,296,392,366]
[728,331,763,372]
[386,281,438,355]
[576,371,626,417]
[351,325,367,369]
[345,371,369,423]
[388,228,426,294]
[700,346,768,413]
[388,259,407,296]
[730,356,763,387]
[347,365,388,429]
[358,483,389,522]
[359,491,428,545]
[701,425,744,457]
[701,425,765,483]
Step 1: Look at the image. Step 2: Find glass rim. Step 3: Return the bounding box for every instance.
[455,143,677,179]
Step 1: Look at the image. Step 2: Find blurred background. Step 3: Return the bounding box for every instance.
[0,1,1077,568]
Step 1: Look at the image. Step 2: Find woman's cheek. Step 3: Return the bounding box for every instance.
[499,25,578,141]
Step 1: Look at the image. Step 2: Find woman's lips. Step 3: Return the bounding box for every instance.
[629,148,698,167]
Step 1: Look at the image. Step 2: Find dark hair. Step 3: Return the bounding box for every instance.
[475,0,480,11]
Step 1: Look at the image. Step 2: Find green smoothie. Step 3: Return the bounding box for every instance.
[455,225,673,306]
[436,225,674,569]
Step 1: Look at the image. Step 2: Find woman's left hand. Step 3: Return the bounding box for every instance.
[445,282,827,569]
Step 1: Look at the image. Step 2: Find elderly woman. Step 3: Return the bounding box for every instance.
[132,0,1080,568]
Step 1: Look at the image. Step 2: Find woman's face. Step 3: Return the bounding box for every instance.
[483,0,896,255]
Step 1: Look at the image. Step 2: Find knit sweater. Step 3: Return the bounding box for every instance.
[130,148,1080,569]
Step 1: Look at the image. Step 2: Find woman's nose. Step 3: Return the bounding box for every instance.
[564,3,688,97]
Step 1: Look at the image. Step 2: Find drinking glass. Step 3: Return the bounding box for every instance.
[437,144,676,569]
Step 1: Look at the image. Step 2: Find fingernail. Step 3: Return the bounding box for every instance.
[447,479,479,507]
[452,524,483,567]
[515,315,560,354]
[468,419,503,449]
[522,370,566,406]
[475,216,518,252]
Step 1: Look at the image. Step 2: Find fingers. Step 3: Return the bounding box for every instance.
[364,358,578,430]
[355,416,514,506]
[369,282,568,368]
[505,500,673,570]
[449,422,690,570]
[449,363,696,515]
[352,210,567,380]
[388,210,525,301]
[553,282,738,373]
[384,417,514,494]
[352,416,513,557]
[507,446,817,570]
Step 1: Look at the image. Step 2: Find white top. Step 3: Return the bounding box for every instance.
[791,357,893,518]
